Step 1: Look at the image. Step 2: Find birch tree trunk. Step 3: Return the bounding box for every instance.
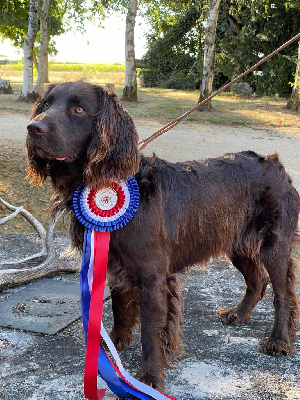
[287,41,300,111]
[198,0,221,109]
[35,0,50,95]
[33,50,39,70]
[122,0,138,102]
[19,0,39,102]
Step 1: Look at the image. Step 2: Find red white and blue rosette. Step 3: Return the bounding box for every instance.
[72,176,140,232]
[72,177,176,400]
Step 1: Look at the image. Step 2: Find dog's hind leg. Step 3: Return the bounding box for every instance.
[109,287,140,351]
[259,255,300,356]
[217,254,269,325]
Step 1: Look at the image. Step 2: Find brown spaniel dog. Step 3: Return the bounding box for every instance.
[27,81,300,391]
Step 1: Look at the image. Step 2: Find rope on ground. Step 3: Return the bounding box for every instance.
[138,32,300,150]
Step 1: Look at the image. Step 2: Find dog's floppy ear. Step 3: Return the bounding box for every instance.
[84,88,141,187]
[26,84,58,185]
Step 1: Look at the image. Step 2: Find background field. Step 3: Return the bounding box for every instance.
[0,62,127,85]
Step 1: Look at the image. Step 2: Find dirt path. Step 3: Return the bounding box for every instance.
[1,113,299,192]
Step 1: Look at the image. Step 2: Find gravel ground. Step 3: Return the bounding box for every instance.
[0,113,300,400]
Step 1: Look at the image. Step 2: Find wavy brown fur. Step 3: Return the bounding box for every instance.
[26,81,300,391]
[84,91,140,187]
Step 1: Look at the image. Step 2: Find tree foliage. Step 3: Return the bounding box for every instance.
[216,0,300,95]
[140,0,300,96]
[140,3,203,89]
[0,0,104,56]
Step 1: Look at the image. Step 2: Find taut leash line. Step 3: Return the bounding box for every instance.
[138,32,300,150]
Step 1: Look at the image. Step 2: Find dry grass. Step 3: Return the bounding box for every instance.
[48,70,127,85]
[123,87,299,137]
[1,80,299,136]
[0,144,54,234]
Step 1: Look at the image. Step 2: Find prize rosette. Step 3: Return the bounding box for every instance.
[72,176,175,400]
[72,176,140,232]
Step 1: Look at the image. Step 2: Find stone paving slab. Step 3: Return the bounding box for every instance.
[0,279,81,334]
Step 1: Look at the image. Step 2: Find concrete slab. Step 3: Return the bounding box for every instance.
[0,279,81,334]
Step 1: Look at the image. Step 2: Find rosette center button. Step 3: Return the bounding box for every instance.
[95,188,118,211]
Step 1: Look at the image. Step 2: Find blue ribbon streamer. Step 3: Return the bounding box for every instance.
[77,179,175,400]
[80,228,92,342]
[80,230,156,399]
[81,229,131,398]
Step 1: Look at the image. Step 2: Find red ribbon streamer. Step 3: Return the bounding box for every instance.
[84,231,111,400]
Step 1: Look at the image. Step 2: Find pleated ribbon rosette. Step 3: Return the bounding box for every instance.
[72,177,176,400]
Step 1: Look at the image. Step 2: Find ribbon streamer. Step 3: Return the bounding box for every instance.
[74,178,176,400]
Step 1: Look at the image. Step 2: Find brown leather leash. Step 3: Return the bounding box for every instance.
[138,32,300,150]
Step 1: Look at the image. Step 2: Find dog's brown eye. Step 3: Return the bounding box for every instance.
[43,102,49,110]
[75,106,85,114]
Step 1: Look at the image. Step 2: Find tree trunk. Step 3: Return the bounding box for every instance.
[122,0,138,102]
[45,53,49,83]
[198,0,221,109]
[35,0,50,96]
[33,50,38,70]
[287,41,300,111]
[19,0,39,102]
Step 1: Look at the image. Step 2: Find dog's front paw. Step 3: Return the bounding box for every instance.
[217,307,250,325]
[259,338,293,356]
[135,369,165,392]
[109,326,133,351]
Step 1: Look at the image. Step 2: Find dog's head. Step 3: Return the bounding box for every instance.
[26,81,140,188]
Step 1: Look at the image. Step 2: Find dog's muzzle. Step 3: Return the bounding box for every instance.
[27,121,48,138]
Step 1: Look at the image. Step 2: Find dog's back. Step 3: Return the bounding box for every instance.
[134,151,299,272]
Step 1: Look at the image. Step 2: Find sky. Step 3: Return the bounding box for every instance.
[0,13,148,64]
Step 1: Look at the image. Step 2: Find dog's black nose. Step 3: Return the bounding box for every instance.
[27,121,48,137]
